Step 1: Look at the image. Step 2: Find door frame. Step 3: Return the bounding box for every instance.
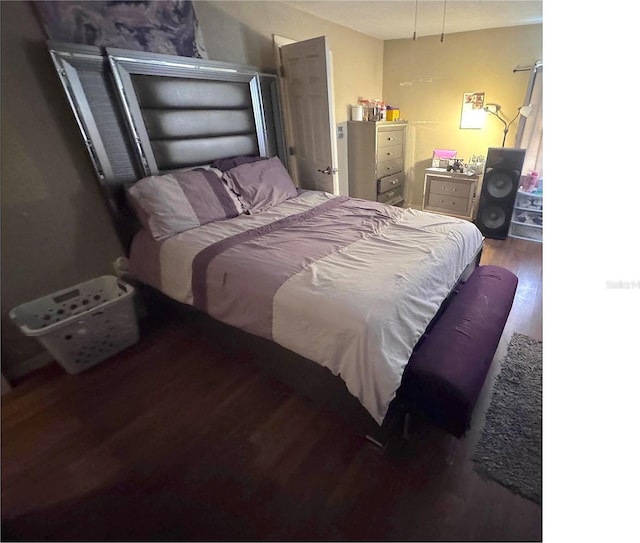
[272,34,298,185]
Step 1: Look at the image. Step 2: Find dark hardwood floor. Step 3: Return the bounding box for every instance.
[1,237,542,541]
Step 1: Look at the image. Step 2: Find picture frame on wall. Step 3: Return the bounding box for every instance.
[460,92,486,129]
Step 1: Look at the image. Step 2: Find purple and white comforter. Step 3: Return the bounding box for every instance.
[129,190,483,424]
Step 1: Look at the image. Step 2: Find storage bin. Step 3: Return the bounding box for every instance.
[386,108,400,121]
[432,149,457,168]
[509,222,543,243]
[10,276,139,374]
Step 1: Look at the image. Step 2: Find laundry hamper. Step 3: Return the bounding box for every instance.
[10,275,139,374]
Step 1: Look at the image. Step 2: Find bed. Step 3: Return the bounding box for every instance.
[127,172,483,426]
[48,42,513,443]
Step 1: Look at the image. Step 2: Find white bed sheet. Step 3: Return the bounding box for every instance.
[130,190,484,424]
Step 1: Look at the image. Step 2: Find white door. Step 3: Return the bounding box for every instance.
[280,36,339,194]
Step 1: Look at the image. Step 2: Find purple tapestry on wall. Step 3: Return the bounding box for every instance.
[33,0,207,58]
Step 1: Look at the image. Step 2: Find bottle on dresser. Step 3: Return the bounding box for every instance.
[522,171,539,192]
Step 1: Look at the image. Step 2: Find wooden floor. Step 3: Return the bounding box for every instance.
[1,237,542,542]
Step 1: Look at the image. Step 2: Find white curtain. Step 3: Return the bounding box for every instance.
[516,64,543,177]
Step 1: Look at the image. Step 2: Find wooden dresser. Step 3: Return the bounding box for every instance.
[422,168,481,221]
[347,121,407,207]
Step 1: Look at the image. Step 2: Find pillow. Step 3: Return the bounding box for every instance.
[222,157,298,214]
[127,167,244,240]
[211,155,268,172]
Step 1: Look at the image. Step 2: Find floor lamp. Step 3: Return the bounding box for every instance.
[484,103,532,147]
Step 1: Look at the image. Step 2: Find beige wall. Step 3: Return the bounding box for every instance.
[1,1,125,379]
[383,24,542,207]
[194,1,383,124]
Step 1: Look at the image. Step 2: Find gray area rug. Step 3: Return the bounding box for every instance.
[472,332,542,504]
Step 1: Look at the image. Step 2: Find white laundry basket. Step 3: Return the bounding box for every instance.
[10,276,139,374]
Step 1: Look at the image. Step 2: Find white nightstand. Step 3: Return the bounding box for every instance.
[422,168,481,221]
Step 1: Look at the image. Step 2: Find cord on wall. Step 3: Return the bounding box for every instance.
[440,0,448,43]
[412,0,418,40]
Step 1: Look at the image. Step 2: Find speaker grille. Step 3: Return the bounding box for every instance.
[480,206,508,230]
[474,148,526,239]
[486,171,516,199]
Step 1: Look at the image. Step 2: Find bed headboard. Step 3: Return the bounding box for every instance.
[48,41,287,249]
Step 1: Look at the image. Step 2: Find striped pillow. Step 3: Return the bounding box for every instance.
[127,168,244,240]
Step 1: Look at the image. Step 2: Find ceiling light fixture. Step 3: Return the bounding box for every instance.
[440,0,448,43]
[412,0,418,40]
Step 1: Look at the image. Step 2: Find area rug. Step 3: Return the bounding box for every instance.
[472,332,542,504]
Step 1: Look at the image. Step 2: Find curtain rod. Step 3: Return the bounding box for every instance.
[513,60,543,73]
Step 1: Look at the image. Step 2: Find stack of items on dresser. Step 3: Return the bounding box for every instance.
[432,150,485,175]
[351,97,402,122]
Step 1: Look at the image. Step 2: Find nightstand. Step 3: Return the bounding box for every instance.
[422,168,481,221]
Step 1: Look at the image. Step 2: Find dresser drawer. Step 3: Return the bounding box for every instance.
[378,172,404,194]
[377,143,403,162]
[377,158,403,178]
[426,193,470,214]
[377,127,404,148]
[377,185,404,205]
[428,178,474,199]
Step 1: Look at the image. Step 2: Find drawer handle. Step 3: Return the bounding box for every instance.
[391,179,398,185]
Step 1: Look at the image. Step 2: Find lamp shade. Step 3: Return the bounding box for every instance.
[519,105,533,118]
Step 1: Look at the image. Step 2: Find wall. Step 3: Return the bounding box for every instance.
[194,1,383,124]
[0,0,383,381]
[1,1,125,380]
[383,24,542,207]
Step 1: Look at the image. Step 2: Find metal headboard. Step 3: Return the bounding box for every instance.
[48,41,287,249]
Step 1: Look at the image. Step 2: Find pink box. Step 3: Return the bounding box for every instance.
[432,149,457,168]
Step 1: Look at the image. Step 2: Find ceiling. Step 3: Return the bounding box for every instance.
[284,1,542,41]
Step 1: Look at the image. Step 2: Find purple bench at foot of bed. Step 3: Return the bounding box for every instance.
[397,265,518,438]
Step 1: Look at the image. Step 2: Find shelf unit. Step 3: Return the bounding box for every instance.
[509,190,542,243]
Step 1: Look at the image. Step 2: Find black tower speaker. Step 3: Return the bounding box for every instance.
[474,147,526,239]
